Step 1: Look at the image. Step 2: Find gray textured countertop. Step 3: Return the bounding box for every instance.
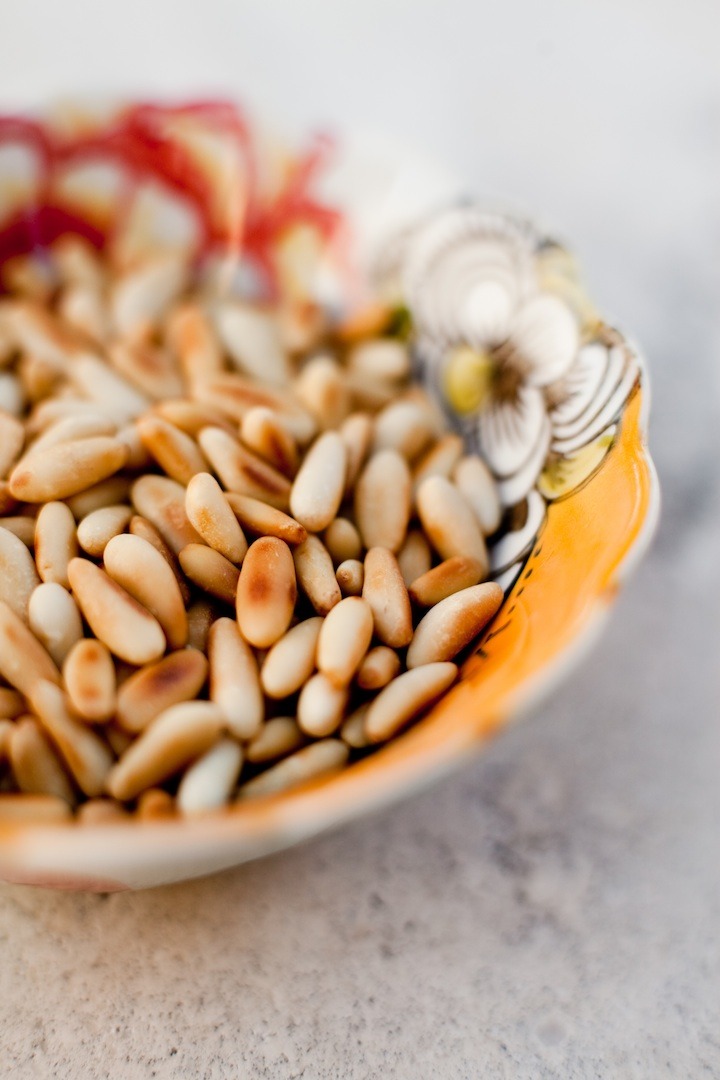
[1,2,719,1076]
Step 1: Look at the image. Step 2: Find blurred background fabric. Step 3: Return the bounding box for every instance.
[1,1,718,1076]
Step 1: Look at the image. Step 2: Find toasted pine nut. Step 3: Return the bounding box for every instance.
[416,476,489,568]
[240,407,299,476]
[166,302,224,389]
[63,639,116,723]
[77,798,129,825]
[185,601,217,654]
[373,401,435,461]
[340,412,373,496]
[0,600,60,695]
[412,433,465,490]
[317,597,374,688]
[28,583,83,667]
[238,739,348,799]
[0,411,24,478]
[106,701,224,802]
[355,449,411,553]
[116,422,152,470]
[177,738,243,815]
[356,646,401,690]
[292,535,341,615]
[340,704,371,749]
[453,454,502,536]
[336,559,364,596]
[179,544,240,606]
[343,370,396,411]
[224,492,307,545]
[0,687,25,719]
[260,616,322,699]
[213,302,289,384]
[236,537,296,648]
[4,299,79,367]
[77,504,132,557]
[294,355,350,429]
[348,339,410,382]
[397,529,433,586]
[69,354,150,421]
[406,582,504,667]
[30,680,114,797]
[17,353,61,404]
[362,547,413,648]
[9,715,75,803]
[0,516,36,547]
[136,415,206,485]
[9,436,128,503]
[57,282,109,344]
[245,718,305,764]
[195,374,316,444]
[108,340,184,401]
[110,255,187,339]
[129,515,190,603]
[116,649,208,733]
[0,525,40,620]
[67,558,166,665]
[0,793,72,822]
[185,472,247,564]
[289,431,347,532]
[65,476,132,519]
[137,788,176,819]
[198,426,291,509]
[364,663,458,743]
[323,517,362,564]
[208,618,263,740]
[131,474,202,554]
[104,533,188,650]
[297,673,348,737]
[408,556,487,607]
[26,397,113,436]
[153,398,236,438]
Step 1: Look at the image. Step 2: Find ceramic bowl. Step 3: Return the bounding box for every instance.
[0,101,659,890]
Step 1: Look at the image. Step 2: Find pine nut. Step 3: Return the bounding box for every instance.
[340,705,371,749]
[66,476,132,519]
[104,533,188,650]
[58,282,109,344]
[336,559,364,596]
[373,401,435,461]
[137,788,176,819]
[238,739,348,799]
[108,340,184,401]
[0,794,72,822]
[198,426,291,509]
[28,583,83,667]
[294,355,350,429]
[129,515,190,603]
[397,530,433,586]
[131,474,201,554]
[340,412,373,496]
[297,673,349,737]
[180,544,240,606]
[356,646,401,690]
[408,555,487,607]
[67,558,166,665]
[110,255,187,338]
[0,687,25,719]
[453,454,502,536]
[362,547,413,648]
[9,716,75,803]
[293,535,341,615]
[245,717,305,764]
[213,302,289,384]
[0,516,36,547]
[185,472,248,564]
[290,430,347,532]
[177,738,243,815]
[208,618,263,739]
[240,407,299,476]
[154,398,236,438]
[260,616,322,699]
[355,449,411,552]
[364,663,458,743]
[77,504,132,557]
[30,680,114,797]
[185,600,218,653]
[0,524,40,620]
[0,600,61,695]
[77,798,129,825]
[116,649,208,733]
[166,302,224,389]
[412,433,464,490]
[416,475,489,568]
[195,374,316,444]
[317,596,374,687]
[224,492,307,545]
[406,583,504,668]
[9,436,128,502]
[63,639,116,723]
[348,339,410,382]
[69,354,150,422]
[106,701,224,802]
[236,537,297,648]
[0,411,24,478]
[136,415,207,485]
[323,518,362,564]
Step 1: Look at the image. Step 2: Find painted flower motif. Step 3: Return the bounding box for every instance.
[402,207,639,512]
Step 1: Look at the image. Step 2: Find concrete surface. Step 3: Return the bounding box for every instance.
[0,1,718,1076]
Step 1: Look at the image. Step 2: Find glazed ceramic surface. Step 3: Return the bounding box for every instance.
[0,101,659,889]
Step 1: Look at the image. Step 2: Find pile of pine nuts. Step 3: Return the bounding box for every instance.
[0,238,504,823]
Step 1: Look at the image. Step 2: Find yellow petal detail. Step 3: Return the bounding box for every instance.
[538,427,616,500]
[444,346,494,415]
